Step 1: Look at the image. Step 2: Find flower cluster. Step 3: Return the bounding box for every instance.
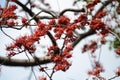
[82,41,97,53]
[90,19,108,35]
[6,35,36,56]
[22,17,29,27]
[6,21,52,57]
[47,46,59,56]
[116,46,120,55]
[47,45,73,71]
[1,5,17,19]
[53,56,71,71]
[86,0,101,10]
[74,14,87,27]
[58,16,70,25]
[95,10,107,18]
[39,76,46,80]
[52,16,77,42]
[88,61,104,76]
[7,20,16,27]
[0,5,17,27]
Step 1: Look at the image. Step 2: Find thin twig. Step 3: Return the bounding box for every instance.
[109,30,120,42]
[0,28,15,40]
[31,67,38,80]
[108,75,120,80]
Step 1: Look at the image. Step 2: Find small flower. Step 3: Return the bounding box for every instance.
[22,17,29,27]
[39,76,46,80]
[95,10,107,18]
[116,47,120,55]
[58,16,70,25]
[115,67,120,76]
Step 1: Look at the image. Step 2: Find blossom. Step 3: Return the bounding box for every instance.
[74,14,87,26]
[90,19,105,30]
[58,16,70,25]
[54,27,64,39]
[116,47,120,55]
[82,41,97,53]
[86,0,101,9]
[1,5,17,19]
[95,10,107,18]
[54,57,71,71]
[22,17,29,27]
[115,67,120,76]
[7,52,16,57]
[49,19,56,25]
[39,76,46,80]
[7,20,16,27]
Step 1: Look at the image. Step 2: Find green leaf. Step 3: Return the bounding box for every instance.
[113,38,120,49]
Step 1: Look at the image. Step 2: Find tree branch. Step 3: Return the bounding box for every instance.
[0,56,51,66]
[72,29,95,47]
[60,8,85,16]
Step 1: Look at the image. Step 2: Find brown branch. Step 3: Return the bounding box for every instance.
[60,8,85,16]
[108,75,120,80]
[0,56,51,66]
[72,29,95,48]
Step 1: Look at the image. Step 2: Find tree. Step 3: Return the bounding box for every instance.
[0,0,120,80]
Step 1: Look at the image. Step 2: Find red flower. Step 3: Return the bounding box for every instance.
[95,10,107,18]
[7,52,16,57]
[49,19,56,25]
[22,17,29,26]
[74,14,87,26]
[2,5,17,19]
[115,67,120,76]
[39,76,46,80]
[58,16,70,25]
[116,47,120,55]
[54,27,64,39]
[7,20,16,27]
[86,0,101,8]
[90,19,106,30]
[54,58,71,71]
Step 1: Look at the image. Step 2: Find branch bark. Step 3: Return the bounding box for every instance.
[0,56,51,66]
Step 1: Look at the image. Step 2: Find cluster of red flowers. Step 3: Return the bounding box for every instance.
[53,56,71,71]
[47,45,73,71]
[90,19,108,35]
[82,41,97,53]
[95,10,107,18]
[6,35,36,57]
[1,5,17,19]
[86,0,101,10]
[88,61,104,76]
[39,76,46,80]
[22,17,29,27]
[7,20,16,27]
[74,14,87,27]
[0,5,17,27]
[6,21,52,57]
[52,16,77,42]
[58,16,70,25]
[47,46,59,56]
[116,46,120,55]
